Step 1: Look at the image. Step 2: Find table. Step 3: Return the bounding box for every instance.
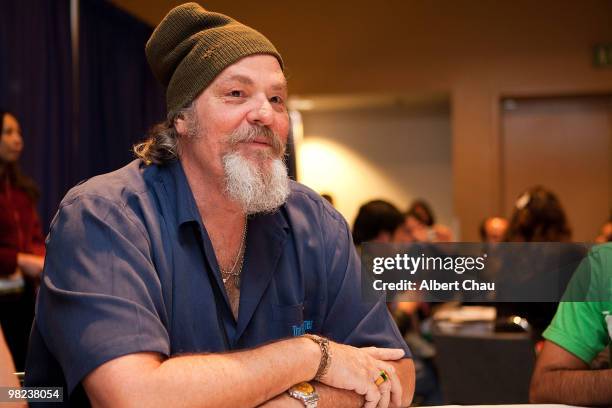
[429,405,583,407]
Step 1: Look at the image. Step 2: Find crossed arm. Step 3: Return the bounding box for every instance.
[260,359,414,408]
[530,340,612,406]
[84,337,415,408]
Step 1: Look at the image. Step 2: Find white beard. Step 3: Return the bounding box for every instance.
[222,151,290,214]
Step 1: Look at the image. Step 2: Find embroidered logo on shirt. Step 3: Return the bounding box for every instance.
[292,320,313,336]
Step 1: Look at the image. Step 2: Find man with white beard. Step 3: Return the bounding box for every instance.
[25,4,414,408]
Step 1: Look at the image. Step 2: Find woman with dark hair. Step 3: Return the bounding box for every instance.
[0,110,45,371]
[404,199,453,243]
[406,199,436,227]
[498,186,580,339]
[506,186,572,242]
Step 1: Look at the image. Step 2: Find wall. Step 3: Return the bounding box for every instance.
[298,103,452,228]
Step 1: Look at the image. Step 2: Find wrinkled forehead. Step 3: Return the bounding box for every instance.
[210,54,287,91]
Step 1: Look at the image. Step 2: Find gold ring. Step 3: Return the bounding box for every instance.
[375,370,389,386]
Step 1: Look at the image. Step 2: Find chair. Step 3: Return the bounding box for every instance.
[432,329,535,404]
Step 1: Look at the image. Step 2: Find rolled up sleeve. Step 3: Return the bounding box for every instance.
[319,207,412,359]
[36,194,169,395]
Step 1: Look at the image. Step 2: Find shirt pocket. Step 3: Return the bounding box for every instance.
[272,303,304,324]
[270,303,305,337]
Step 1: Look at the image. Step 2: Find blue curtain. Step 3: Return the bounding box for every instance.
[77,0,165,179]
[0,0,165,230]
[0,0,74,232]
[1,0,297,228]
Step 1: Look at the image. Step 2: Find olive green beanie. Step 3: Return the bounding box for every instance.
[145,2,283,117]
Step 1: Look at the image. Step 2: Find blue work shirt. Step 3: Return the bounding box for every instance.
[25,159,411,406]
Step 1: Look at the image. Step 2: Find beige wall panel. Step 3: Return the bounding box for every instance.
[299,107,452,228]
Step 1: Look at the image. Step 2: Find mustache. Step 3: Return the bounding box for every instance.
[227,126,285,157]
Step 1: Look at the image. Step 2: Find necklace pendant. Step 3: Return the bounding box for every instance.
[223,276,229,283]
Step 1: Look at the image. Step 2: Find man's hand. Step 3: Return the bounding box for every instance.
[261,358,414,408]
[319,342,405,408]
[361,347,403,408]
[17,253,44,279]
[83,337,412,408]
[5,268,23,281]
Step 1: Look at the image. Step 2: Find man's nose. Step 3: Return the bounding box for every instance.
[246,97,274,127]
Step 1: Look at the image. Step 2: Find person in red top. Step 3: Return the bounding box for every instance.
[0,110,45,371]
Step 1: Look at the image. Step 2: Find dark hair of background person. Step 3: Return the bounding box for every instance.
[498,186,578,339]
[352,200,405,246]
[479,216,504,240]
[406,199,435,227]
[0,111,39,202]
[321,193,334,206]
[479,218,488,241]
[505,186,572,242]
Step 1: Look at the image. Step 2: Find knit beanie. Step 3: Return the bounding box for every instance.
[145,3,283,117]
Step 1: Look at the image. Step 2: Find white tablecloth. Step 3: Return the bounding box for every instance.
[429,405,583,408]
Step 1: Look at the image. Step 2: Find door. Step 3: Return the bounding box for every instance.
[501,95,612,242]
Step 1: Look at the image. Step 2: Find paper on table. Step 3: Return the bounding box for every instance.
[0,275,25,295]
[428,405,584,408]
[434,306,497,323]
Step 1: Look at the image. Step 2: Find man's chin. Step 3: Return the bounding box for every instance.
[235,140,284,159]
[237,152,281,172]
[243,148,277,161]
[222,148,290,211]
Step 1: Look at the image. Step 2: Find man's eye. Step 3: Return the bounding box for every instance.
[270,96,284,104]
[229,90,243,97]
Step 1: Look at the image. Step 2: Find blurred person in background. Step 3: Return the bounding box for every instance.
[498,186,578,339]
[0,110,45,371]
[530,243,611,406]
[352,200,407,246]
[353,199,443,405]
[479,216,509,243]
[1,325,26,407]
[406,200,435,227]
[475,216,509,287]
[404,199,453,243]
[594,213,612,243]
[505,186,571,243]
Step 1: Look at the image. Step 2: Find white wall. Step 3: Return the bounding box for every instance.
[296,104,453,229]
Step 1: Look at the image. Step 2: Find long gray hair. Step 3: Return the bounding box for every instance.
[133,103,196,165]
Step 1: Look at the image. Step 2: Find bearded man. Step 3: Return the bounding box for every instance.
[25,3,414,407]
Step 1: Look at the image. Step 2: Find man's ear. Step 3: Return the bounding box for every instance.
[175,115,188,137]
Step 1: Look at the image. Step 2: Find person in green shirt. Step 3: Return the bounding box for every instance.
[530,243,612,406]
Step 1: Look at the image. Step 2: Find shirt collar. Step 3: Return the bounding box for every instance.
[157,158,291,234]
[159,159,202,227]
